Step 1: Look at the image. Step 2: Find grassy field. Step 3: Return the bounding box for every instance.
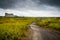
[0,17,37,40]
[37,17,60,31]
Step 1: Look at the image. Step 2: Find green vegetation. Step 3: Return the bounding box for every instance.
[37,17,60,31]
[0,17,36,40]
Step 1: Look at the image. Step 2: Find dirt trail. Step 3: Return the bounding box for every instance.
[30,24,43,40]
[30,23,60,40]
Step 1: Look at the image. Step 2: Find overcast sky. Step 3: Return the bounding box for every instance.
[0,0,60,17]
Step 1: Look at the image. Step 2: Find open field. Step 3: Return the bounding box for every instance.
[0,17,37,40]
[0,17,60,40]
[37,17,60,31]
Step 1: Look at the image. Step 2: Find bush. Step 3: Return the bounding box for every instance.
[37,18,60,31]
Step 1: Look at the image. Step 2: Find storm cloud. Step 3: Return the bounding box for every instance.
[0,0,60,17]
[40,0,60,7]
[0,0,16,9]
[0,0,60,9]
[0,0,40,9]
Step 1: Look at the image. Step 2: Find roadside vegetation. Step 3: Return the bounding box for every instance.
[37,17,60,31]
[0,17,37,40]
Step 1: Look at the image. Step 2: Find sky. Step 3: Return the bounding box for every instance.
[0,0,60,17]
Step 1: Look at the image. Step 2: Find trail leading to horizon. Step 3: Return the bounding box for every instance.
[30,23,43,40]
[30,23,60,40]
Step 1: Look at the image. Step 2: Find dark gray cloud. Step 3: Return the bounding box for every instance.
[40,0,60,7]
[0,0,16,9]
[0,0,39,9]
[0,0,60,9]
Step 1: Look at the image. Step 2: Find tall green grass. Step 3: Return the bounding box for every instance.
[0,17,36,40]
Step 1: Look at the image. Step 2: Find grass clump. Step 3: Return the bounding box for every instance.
[37,18,60,31]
